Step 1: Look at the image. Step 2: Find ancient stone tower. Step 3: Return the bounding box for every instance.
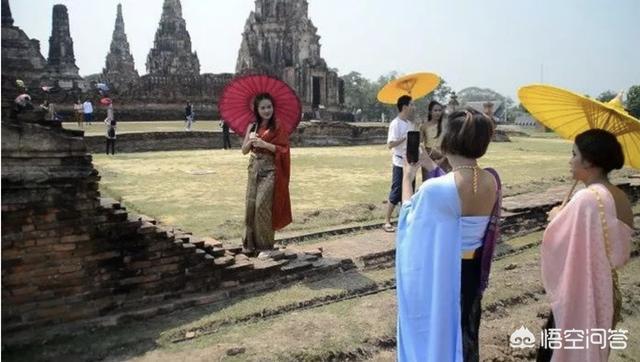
[46,4,82,86]
[146,0,200,76]
[102,3,139,91]
[236,0,344,114]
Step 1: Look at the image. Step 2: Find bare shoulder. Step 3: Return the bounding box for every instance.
[607,185,633,227]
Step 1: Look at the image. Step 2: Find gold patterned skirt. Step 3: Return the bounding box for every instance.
[243,153,276,252]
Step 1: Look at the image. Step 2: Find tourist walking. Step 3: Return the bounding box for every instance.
[396,108,501,362]
[537,129,632,362]
[383,95,417,233]
[105,119,117,155]
[73,99,84,128]
[240,93,292,255]
[184,101,194,131]
[103,99,116,155]
[82,99,94,125]
[221,120,232,149]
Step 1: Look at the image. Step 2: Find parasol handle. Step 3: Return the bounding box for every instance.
[560,180,579,208]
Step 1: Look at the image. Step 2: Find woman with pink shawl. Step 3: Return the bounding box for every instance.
[538,129,633,362]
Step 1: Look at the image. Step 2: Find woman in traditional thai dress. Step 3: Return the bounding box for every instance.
[538,129,632,362]
[396,108,501,361]
[419,100,449,181]
[241,93,292,255]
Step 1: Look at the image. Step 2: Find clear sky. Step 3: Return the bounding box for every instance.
[8,0,640,99]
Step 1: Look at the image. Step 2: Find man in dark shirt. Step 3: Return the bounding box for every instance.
[221,120,231,149]
[185,101,193,131]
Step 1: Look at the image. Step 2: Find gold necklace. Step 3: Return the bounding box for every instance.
[452,165,480,194]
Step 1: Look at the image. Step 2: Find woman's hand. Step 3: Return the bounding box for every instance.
[252,137,276,152]
[252,138,267,149]
[547,206,562,222]
[403,157,419,181]
[418,146,437,171]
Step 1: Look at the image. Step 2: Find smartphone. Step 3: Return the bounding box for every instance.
[249,122,257,139]
[406,131,420,164]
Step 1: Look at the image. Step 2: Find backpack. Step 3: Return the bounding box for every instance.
[108,126,115,138]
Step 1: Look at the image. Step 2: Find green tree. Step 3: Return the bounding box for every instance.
[627,85,640,119]
[596,90,616,102]
[342,71,371,112]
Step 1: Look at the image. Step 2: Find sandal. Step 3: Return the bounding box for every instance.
[382,223,396,233]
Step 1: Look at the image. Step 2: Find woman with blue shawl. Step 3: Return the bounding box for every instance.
[396,108,502,362]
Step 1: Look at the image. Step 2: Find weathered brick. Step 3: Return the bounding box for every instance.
[11,286,39,296]
[144,263,181,275]
[58,264,82,274]
[129,260,152,270]
[159,255,184,265]
[119,274,161,286]
[83,251,121,262]
[36,237,61,246]
[52,243,76,252]
[60,234,90,243]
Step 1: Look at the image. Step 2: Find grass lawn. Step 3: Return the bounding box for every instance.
[92,136,592,241]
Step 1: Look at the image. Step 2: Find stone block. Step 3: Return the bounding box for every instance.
[225,260,254,271]
[202,237,222,248]
[223,244,243,255]
[281,261,312,273]
[283,250,298,260]
[213,255,234,267]
[210,246,225,257]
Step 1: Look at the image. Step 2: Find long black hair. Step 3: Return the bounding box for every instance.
[252,92,276,132]
[428,100,445,138]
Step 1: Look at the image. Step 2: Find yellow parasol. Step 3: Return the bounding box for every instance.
[377,72,441,104]
[518,84,640,206]
[518,84,640,169]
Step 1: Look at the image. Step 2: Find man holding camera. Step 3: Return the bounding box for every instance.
[383,95,417,232]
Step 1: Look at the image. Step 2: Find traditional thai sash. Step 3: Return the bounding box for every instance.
[588,187,622,328]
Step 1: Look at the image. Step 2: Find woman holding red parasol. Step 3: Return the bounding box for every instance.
[219,75,300,255]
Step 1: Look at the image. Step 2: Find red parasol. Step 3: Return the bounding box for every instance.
[218,74,302,136]
[100,97,112,106]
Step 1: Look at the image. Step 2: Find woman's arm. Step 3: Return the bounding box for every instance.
[402,158,419,203]
[241,124,254,155]
[419,146,446,178]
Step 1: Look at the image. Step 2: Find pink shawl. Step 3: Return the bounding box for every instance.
[541,184,631,362]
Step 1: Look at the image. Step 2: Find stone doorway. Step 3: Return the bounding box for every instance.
[312,76,321,108]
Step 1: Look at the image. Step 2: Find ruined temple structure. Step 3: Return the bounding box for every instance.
[102,4,139,92]
[236,0,346,119]
[1,0,85,100]
[1,0,48,91]
[46,4,84,89]
[129,0,231,107]
[146,0,199,77]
